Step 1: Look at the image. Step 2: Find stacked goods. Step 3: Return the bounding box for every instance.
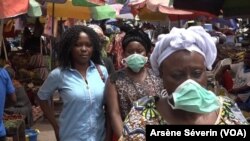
[3,114,24,130]
[11,54,42,83]
[232,52,245,63]
[3,114,24,121]
[217,45,247,63]
[9,53,44,106]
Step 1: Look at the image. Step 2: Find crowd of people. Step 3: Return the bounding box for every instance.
[1,20,250,141]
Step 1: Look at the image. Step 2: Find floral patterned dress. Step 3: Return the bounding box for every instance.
[110,68,164,120]
[122,96,249,141]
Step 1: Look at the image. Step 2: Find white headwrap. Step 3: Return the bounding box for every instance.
[150,26,217,76]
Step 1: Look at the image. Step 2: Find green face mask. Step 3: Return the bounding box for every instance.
[123,54,148,72]
[166,79,220,114]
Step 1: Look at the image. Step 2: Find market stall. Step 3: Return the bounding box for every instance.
[3,114,26,141]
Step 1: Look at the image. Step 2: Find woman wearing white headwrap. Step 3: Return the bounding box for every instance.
[120,26,248,141]
[150,26,217,75]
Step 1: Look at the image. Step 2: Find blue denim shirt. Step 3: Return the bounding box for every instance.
[0,68,15,137]
[38,61,108,141]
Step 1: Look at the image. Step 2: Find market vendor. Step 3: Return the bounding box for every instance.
[216,51,250,111]
[4,66,33,128]
[0,66,16,141]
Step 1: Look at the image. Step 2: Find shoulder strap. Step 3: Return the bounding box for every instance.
[96,64,105,82]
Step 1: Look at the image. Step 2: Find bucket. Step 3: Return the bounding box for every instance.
[25,129,39,141]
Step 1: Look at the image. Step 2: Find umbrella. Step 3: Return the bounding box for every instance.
[47,0,123,20]
[46,0,106,14]
[91,5,116,20]
[46,0,66,3]
[129,0,176,21]
[173,0,250,18]
[85,0,105,5]
[47,0,91,20]
[129,0,214,21]
[117,13,134,19]
[0,0,29,61]
[72,0,103,7]
[173,0,223,16]
[28,0,43,17]
[136,7,169,21]
[110,3,123,15]
[0,0,29,19]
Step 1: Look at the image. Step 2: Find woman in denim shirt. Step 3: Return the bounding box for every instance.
[38,25,108,141]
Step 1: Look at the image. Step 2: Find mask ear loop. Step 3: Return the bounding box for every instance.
[121,58,126,66]
[162,89,176,110]
[144,56,148,63]
[160,89,168,98]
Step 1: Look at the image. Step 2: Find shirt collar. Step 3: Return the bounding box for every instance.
[69,60,96,72]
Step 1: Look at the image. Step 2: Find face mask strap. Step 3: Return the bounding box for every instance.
[163,89,176,109]
[166,95,176,110]
[160,89,168,97]
[144,56,148,63]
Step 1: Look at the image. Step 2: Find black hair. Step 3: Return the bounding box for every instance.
[57,25,102,69]
[119,23,133,33]
[122,29,151,54]
[25,36,40,53]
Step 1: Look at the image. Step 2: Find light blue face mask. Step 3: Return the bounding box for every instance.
[123,53,148,72]
[166,79,220,114]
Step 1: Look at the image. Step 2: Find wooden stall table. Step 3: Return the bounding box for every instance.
[3,114,26,141]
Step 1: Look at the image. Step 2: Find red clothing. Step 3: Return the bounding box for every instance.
[109,32,125,70]
[222,70,233,91]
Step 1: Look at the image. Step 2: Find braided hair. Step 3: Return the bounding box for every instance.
[57,25,102,69]
[122,29,152,54]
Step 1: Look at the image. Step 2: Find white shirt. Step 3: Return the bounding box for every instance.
[231,62,250,102]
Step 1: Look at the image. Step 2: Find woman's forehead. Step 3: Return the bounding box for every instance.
[125,41,145,50]
[160,51,205,69]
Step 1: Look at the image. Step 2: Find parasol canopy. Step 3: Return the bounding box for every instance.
[28,0,43,17]
[91,5,116,20]
[129,0,214,21]
[173,0,250,18]
[72,0,103,7]
[47,0,122,20]
[0,0,29,19]
[47,0,91,20]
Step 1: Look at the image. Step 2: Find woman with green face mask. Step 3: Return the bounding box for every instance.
[104,29,164,140]
[121,26,248,141]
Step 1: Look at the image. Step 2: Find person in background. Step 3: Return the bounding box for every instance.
[27,37,49,81]
[21,27,32,52]
[4,66,33,128]
[121,26,248,140]
[218,51,250,111]
[0,67,16,141]
[88,24,115,75]
[105,29,164,140]
[109,24,133,70]
[37,25,108,141]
